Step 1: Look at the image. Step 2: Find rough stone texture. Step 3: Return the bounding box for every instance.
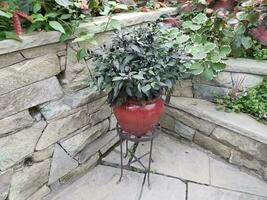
[60,119,109,157]
[169,97,267,145]
[0,77,63,119]
[9,159,51,200]
[0,169,13,200]
[165,106,216,135]
[26,185,51,200]
[33,145,54,162]
[175,120,196,141]
[225,58,267,76]
[211,126,267,163]
[229,150,267,178]
[0,51,25,69]
[60,43,92,94]
[36,105,89,150]
[210,158,267,197]
[193,84,229,102]
[39,93,106,121]
[0,121,46,171]
[193,72,233,88]
[231,73,264,89]
[0,110,34,137]
[172,80,193,97]
[160,113,175,131]
[59,153,99,186]
[188,183,267,200]
[49,165,143,200]
[89,105,112,126]
[194,132,231,159]
[0,54,61,95]
[140,174,186,200]
[109,114,117,130]
[48,144,78,185]
[79,129,118,163]
[100,130,119,155]
[21,43,66,59]
[63,87,105,108]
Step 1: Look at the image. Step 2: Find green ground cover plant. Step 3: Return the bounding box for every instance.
[216,77,267,122]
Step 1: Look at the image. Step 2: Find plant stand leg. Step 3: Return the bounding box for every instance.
[147,138,153,187]
[118,138,123,184]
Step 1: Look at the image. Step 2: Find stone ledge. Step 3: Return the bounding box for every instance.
[169,97,267,145]
[0,7,177,55]
[224,58,267,76]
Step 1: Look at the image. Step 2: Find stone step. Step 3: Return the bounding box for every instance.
[168,97,267,145]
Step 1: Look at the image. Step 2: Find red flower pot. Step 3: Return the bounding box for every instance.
[113,97,164,136]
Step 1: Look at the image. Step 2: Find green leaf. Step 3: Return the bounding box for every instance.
[132,74,145,80]
[190,63,204,75]
[176,35,190,44]
[115,4,128,10]
[49,21,65,33]
[100,6,112,16]
[236,11,248,21]
[192,34,202,43]
[235,23,246,35]
[192,13,208,24]
[210,51,221,63]
[109,19,121,30]
[112,76,124,81]
[73,32,95,43]
[201,68,214,80]
[141,84,151,93]
[212,63,226,72]
[33,3,41,13]
[55,0,72,7]
[0,10,12,18]
[241,36,253,49]
[4,31,22,42]
[76,48,87,62]
[182,21,201,31]
[220,45,231,57]
[203,43,216,53]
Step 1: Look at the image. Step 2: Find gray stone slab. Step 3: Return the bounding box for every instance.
[225,58,267,76]
[210,158,267,197]
[0,51,24,69]
[231,73,264,89]
[0,77,63,119]
[0,110,34,137]
[0,169,13,200]
[60,119,109,157]
[193,84,230,102]
[26,185,51,200]
[175,120,196,141]
[49,165,144,200]
[140,174,186,200]
[188,183,267,200]
[104,134,210,184]
[0,54,61,95]
[172,80,193,97]
[193,72,233,88]
[78,129,118,163]
[9,159,51,200]
[0,121,46,170]
[48,144,78,185]
[169,97,267,145]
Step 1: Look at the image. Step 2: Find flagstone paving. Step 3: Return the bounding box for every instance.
[49,134,267,200]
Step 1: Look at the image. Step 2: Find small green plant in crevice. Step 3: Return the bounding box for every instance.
[216,77,267,122]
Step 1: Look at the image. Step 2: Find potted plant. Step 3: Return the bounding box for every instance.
[90,24,186,136]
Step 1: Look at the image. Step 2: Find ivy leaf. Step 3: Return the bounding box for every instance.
[236,11,248,21]
[201,68,214,80]
[241,36,253,49]
[220,45,231,57]
[49,21,65,33]
[192,13,208,24]
[235,23,246,35]
[182,21,201,31]
[213,63,226,72]
[0,10,12,18]
[110,19,121,30]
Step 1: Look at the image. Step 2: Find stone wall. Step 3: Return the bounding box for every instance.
[162,59,267,181]
[0,8,176,200]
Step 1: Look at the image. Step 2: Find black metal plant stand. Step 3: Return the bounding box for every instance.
[116,123,160,186]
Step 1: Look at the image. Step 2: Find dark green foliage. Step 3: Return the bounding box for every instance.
[91,24,186,105]
[217,77,267,121]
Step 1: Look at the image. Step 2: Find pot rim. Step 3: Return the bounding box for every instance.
[114,96,163,107]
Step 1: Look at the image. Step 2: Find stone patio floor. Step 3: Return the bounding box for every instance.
[48,133,267,200]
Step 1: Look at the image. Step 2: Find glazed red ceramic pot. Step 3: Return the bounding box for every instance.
[113,97,164,136]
